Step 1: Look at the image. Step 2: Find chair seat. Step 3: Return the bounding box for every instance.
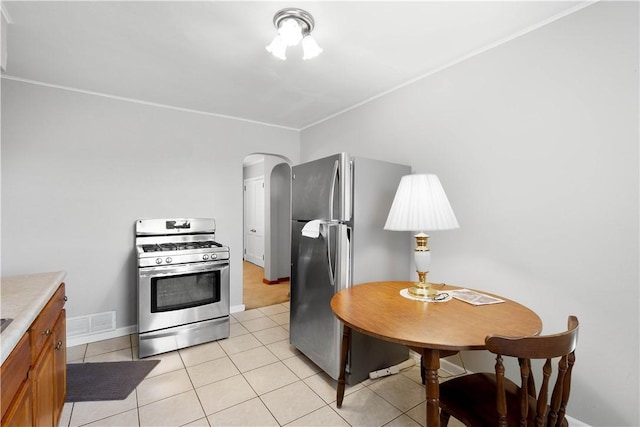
[440,373,543,427]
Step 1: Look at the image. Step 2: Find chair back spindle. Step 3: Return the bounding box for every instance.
[494,355,507,427]
[555,351,575,426]
[518,357,532,426]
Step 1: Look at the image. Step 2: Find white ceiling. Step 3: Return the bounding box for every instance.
[2,1,592,130]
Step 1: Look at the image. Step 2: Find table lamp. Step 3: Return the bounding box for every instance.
[384,174,459,298]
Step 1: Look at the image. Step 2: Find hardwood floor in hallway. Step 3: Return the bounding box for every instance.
[242,261,290,310]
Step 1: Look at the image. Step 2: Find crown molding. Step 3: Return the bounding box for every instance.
[1,74,301,132]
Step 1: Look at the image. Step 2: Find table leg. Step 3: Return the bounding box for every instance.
[422,348,440,427]
[336,324,351,408]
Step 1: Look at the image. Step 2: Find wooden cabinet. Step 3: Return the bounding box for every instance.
[1,282,66,427]
[0,334,31,426]
[52,311,66,424]
[2,379,32,427]
[30,284,66,365]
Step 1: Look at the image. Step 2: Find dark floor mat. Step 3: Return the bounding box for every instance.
[65,360,159,402]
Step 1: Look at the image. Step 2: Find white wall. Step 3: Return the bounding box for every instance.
[272,162,291,280]
[301,2,638,426]
[1,80,299,328]
[263,156,291,282]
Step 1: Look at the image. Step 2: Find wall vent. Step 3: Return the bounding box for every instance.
[67,311,116,337]
[66,315,91,337]
[91,311,116,333]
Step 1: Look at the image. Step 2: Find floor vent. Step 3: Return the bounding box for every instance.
[67,311,116,337]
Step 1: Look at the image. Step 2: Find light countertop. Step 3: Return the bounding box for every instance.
[1,271,66,364]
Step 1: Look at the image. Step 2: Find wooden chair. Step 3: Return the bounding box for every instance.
[439,315,579,427]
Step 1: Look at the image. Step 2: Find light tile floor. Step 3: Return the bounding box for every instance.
[60,303,464,427]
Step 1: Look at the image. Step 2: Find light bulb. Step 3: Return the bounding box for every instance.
[302,35,323,60]
[266,35,287,60]
[278,18,303,47]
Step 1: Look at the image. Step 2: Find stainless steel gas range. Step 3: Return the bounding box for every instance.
[135,218,230,358]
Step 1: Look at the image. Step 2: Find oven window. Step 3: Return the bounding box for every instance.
[151,271,220,312]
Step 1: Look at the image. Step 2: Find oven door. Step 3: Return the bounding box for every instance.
[138,260,229,334]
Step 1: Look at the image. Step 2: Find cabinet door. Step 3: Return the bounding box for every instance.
[32,339,55,427]
[1,379,32,427]
[52,310,66,424]
[0,333,30,421]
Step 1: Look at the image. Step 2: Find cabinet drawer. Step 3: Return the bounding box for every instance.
[0,333,30,420]
[30,283,66,364]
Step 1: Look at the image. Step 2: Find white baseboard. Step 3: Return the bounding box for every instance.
[230,304,245,314]
[407,349,467,377]
[439,358,468,377]
[566,416,591,427]
[66,325,137,347]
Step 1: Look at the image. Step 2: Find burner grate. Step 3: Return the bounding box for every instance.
[140,241,223,253]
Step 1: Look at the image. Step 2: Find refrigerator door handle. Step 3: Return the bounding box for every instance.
[336,225,351,291]
[324,222,336,287]
[325,223,350,290]
[329,160,339,221]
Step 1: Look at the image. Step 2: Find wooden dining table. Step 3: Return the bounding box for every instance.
[330,281,542,427]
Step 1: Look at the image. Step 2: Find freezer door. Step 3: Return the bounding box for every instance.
[290,220,350,379]
[291,153,351,221]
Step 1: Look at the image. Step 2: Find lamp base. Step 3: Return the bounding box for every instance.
[407,283,437,298]
[409,270,437,298]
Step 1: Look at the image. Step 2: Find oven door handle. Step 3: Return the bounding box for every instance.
[139,261,228,277]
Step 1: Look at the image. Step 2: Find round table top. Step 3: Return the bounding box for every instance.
[330,281,542,351]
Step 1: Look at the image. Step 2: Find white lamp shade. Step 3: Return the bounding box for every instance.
[384,174,459,231]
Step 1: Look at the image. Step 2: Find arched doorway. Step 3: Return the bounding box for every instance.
[242,153,292,309]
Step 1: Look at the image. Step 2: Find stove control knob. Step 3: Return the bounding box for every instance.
[155,258,162,265]
[202,254,209,260]
[165,257,172,264]
[211,254,218,260]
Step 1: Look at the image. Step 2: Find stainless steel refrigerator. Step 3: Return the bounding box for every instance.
[290,152,410,384]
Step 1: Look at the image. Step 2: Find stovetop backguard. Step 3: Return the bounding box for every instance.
[135,218,216,237]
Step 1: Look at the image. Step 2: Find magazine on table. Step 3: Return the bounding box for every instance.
[449,289,505,306]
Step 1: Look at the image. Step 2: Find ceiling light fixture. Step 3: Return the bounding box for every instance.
[266,8,322,60]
